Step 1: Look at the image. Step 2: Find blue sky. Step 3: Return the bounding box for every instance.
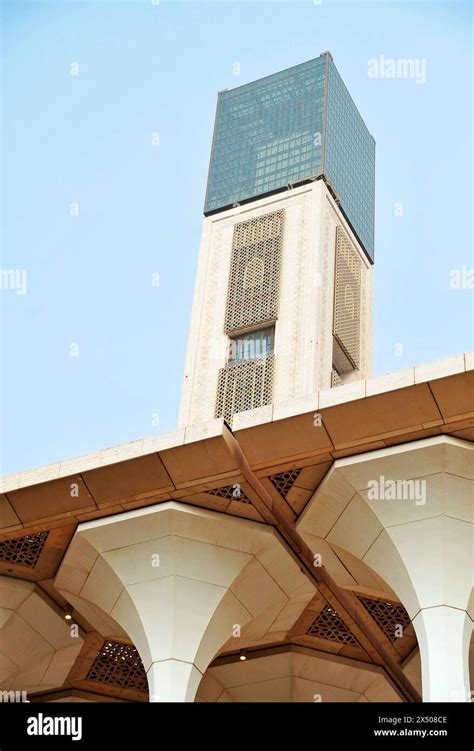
[1,0,472,474]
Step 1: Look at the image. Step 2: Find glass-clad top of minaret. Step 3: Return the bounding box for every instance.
[204,52,375,262]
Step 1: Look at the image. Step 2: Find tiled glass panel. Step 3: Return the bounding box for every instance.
[204,52,376,262]
[324,58,375,260]
[205,56,326,214]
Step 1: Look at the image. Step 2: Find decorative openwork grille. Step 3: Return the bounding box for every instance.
[0,531,49,568]
[207,484,251,504]
[224,210,284,333]
[331,369,343,388]
[306,605,359,646]
[243,257,265,289]
[269,469,301,497]
[358,597,411,643]
[333,226,362,370]
[86,641,148,692]
[215,355,273,426]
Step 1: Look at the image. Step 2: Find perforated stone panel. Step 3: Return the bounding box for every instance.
[224,210,284,333]
[331,369,343,388]
[207,484,251,504]
[358,597,411,643]
[243,257,265,289]
[86,641,148,692]
[269,469,301,498]
[215,355,274,426]
[0,531,49,568]
[306,605,359,646]
[333,225,362,369]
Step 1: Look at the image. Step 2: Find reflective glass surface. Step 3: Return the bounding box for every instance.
[228,327,274,364]
[205,56,326,212]
[204,53,375,261]
[325,58,375,261]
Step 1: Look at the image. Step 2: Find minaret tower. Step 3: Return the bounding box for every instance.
[179,52,375,428]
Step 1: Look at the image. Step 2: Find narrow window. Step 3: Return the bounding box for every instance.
[228,327,275,365]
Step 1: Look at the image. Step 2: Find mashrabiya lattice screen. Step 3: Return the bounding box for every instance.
[331,369,343,388]
[333,225,362,369]
[269,469,301,498]
[207,484,251,504]
[358,596,411,643]
[215,355,274,426]
[86,641,148,692]
[0,531,49,568]
[306,604,359,646]
[224,210,284,333]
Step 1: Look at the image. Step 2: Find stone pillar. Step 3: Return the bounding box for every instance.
[297,436,473,703]
[55,501,313,702]
[414,606,472,702]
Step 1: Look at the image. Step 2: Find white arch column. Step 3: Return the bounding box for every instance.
[55,501,313,702]
[297,437,473,702]
[414,604,472,702]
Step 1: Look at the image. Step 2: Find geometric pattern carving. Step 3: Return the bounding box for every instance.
[85,641,148,692]
[358,597,411,643]
[0,531,49,568]
[333,225,362,370]
[215,354,273,426]
[224,210,284,333]
[269,469,301,498]
[306,605,359,646]
[207,484,251,504]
